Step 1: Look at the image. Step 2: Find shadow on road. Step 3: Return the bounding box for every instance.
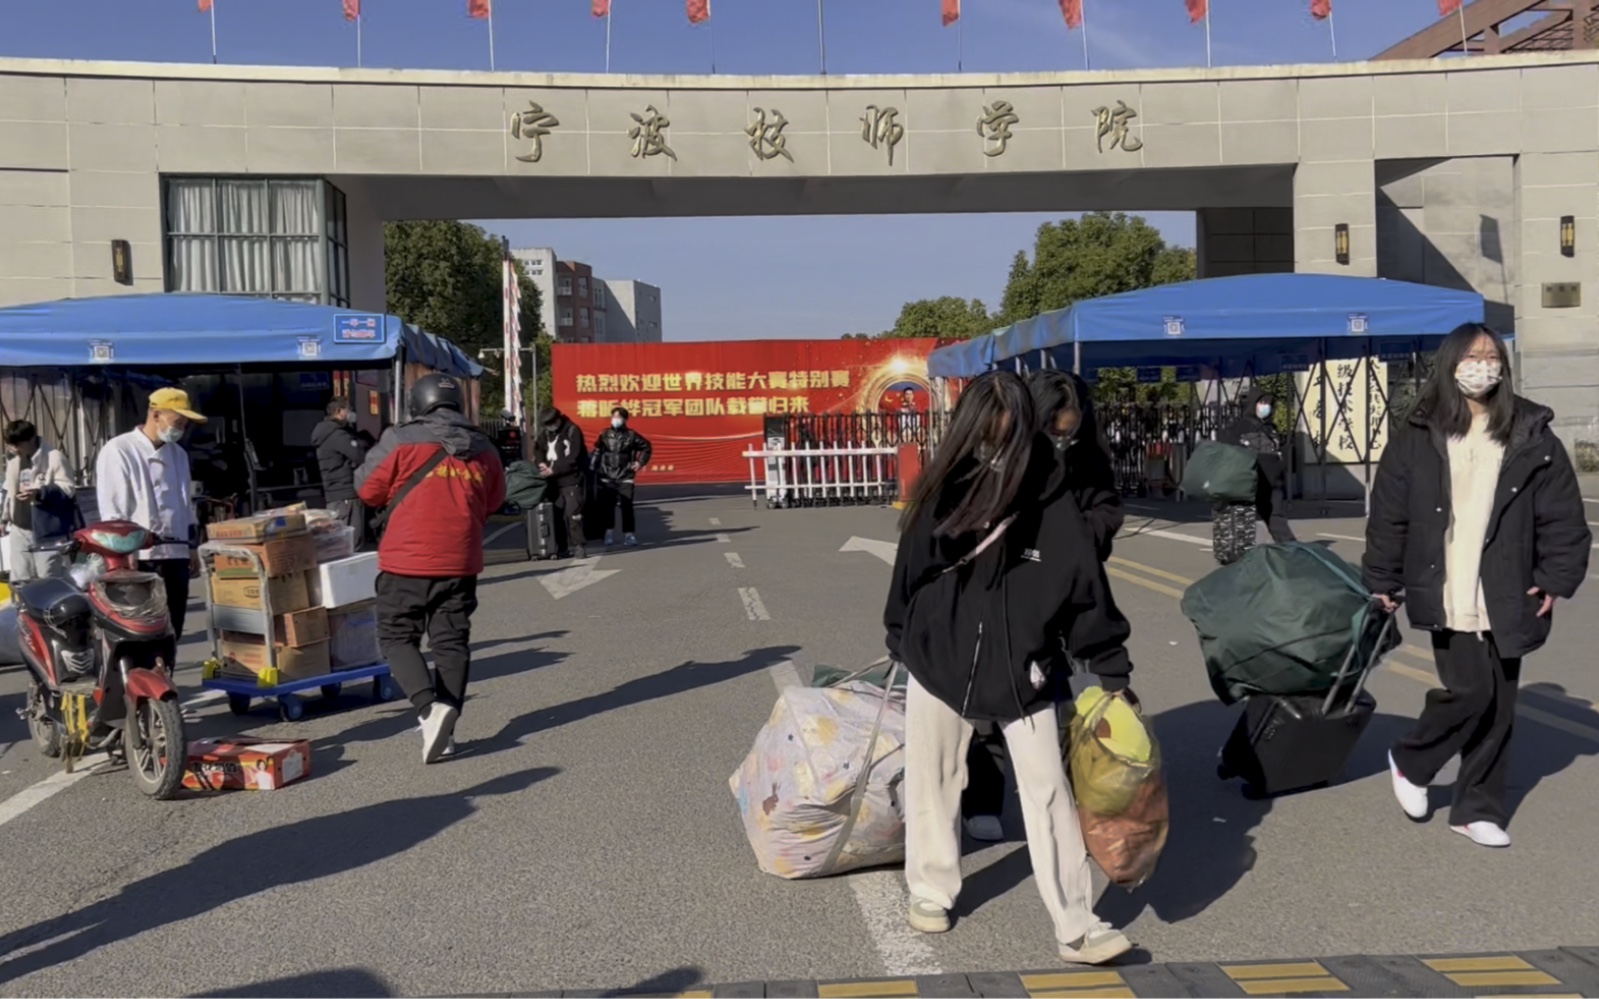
[1092,699,1416,928]
[599,965,707,997]
[191,967,395,998]
[1504,681,1599,821]
[0,769,560,987]
[472,645,800,757]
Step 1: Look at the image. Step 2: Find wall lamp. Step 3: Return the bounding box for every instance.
[1560,215,1575,257]
[111,240,133,285]
[1334,223,1350,266]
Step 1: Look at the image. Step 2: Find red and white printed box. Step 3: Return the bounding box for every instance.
[182,737,312,792]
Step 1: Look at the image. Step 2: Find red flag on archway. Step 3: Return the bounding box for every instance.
[687,0,710,24]
[1060,0,1083,29]
[1310,0,1330,18]
[593,0,610,15]
[942,0,960,25]
[1186,0,1207,22]
[198,0,212,10]
[343,0,360,21]
[1439,0,1463,13]
[467,0,490,19]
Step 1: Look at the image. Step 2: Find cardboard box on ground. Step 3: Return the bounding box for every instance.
[183,737,312,791]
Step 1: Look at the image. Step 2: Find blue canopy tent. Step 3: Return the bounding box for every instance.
[0,294,485,514]
[927,274,1487,380]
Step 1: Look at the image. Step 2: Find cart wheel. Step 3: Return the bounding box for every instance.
[1216,762,1235,781]
[279,696,305,722]
[228,695,251,717]
[320,684,342,701]
[374,676,400,703]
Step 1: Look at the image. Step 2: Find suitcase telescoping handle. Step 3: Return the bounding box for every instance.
[1319,596,1400,718]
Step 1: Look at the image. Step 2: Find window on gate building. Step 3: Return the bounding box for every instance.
[163,178,349,306]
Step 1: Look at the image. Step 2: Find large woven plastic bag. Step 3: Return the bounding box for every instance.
[730,677,907,879]
[1066,688,1168,890]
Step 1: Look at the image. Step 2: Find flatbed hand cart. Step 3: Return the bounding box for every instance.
[198,541,399,722]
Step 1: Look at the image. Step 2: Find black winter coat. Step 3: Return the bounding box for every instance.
[534,417,588,487]
[593,426,653,485]
[312,417,371,503]
[1219,387,1286,490]
[883,435,1134,722]
[1362,397,1591,658]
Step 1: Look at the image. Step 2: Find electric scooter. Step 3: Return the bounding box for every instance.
[14,520,187,799]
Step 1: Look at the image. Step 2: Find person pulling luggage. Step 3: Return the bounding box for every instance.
[1364,323,1590,848]
[534,407,589,559]
[1211,388,1295,565]
[961,369,1128,843]
[591,407,652,548]
[884,370,1135,966]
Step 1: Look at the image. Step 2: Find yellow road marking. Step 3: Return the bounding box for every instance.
[1030,989,1135,998]
[1106,564,1599,743]
[1108,556,1195,586]
[1449,971,1561,987]
[818,981,918,998]
[676,992,714,998]
[1022,971,1127,989]
[1236,978,1349,995]
[1225,962,1335,980]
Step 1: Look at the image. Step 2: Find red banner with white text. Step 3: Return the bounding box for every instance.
[552,339,940,484]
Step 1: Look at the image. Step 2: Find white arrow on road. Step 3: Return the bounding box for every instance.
[840,536,897,566]
[539,558,620,600]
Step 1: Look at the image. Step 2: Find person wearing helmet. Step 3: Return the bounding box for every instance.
[356,373,507,764]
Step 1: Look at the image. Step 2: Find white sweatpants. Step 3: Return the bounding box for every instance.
[903,675,1102,946]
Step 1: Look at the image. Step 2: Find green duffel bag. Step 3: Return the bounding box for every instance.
[1180,441,1260,502]
[504,460,549,508]
[1180,542,1398,706]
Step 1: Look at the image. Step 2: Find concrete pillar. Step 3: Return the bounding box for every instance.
[1197,208,1294,278]
[1294,160,1377,276]
[341,179,386,313]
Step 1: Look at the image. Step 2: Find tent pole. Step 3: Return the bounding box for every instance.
[1072,341,1081,376]
[234,366,258,516]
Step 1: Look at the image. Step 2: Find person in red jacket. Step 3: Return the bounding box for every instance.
[356,374,507,764]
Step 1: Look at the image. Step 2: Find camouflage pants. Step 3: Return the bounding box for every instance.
[1212,502,1258,566]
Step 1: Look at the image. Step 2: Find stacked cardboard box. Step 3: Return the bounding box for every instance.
[207,513,331,683]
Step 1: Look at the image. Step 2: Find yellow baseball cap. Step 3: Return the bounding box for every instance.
[149,387,207,423]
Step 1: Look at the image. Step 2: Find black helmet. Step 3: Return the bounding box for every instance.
[409,373,464,418]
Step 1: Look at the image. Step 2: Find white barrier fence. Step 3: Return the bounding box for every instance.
[742,444,901,508]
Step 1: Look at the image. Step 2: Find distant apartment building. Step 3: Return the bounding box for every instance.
[511,247,660,344]
[596,279,663,343]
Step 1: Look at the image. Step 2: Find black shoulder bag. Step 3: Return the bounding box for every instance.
[369,448,449,538]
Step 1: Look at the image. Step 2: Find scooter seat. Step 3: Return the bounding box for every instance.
[16,577,91,624]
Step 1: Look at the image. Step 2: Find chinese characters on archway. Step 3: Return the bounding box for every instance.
[509,96,1144,165]
[572,369,853,420]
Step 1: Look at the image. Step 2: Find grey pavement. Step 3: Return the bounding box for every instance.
[0,489,1595,997]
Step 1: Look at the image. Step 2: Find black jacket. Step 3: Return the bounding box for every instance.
[883,435,1134,722]
[593,426,653,485]
[1220,387,1286,491]
[1363,397,1591,658]
[312,417,371,503]
[1058,432,1124,562]
[534,416,588,487]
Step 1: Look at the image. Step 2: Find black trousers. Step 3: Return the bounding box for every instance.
[552,480,586,554]
[150,558,191,644]
[1391,630,1523,826]
[961,722,1009,819]
[376,572,479,715]
[329,498,372,552]
[596,479,637,535]
[1258,483,1296,544]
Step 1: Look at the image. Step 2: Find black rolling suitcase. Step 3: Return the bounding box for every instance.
[1216,604,1396,799]
[526,502,558,561]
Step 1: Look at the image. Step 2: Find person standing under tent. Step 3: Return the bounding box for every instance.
[312,397,373,550]
[2,421,79,587]
[96,389,205,641]
[1365,322,1590,848]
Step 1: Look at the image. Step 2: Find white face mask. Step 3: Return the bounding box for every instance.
[1455,359,1503,399]
[158,427,184,445]
[1255,404,1273,420]
[611,417,624,430]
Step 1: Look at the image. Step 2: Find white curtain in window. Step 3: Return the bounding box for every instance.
[165,180,218,292]
[272,181,320,236]
[274,237,321,294]
[221,237,270,293]
[219,180,269,234]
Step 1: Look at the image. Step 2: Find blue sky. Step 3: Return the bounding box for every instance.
[9,0,1449,339]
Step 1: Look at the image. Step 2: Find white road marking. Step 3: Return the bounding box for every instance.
[1318,532,1367,543]
[710,517,723,526]
[764,663,942,977]
[739,587,770,620]
[1119,525,1210,546]
[715,532,732,543]
[840,536,898,566]
[182,690,226,711]
[0,755,107,831]
[725,552,746,569]
[1585,497,1598,505]
[538,558,620,600]
[484,521,521,547]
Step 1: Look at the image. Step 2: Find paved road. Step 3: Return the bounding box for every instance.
[0,487,1595,997]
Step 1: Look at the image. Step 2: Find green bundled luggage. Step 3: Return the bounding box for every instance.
[1180,441,1260,502]
[504,460,549,508]
[811,659,907,691]
[1180,542,1398,706]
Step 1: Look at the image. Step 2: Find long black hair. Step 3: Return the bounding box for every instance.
[1415,322,1515,444]
[1027,369,1113,460]
[901,371,1035,538]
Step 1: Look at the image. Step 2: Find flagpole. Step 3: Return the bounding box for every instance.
[605,3,612,72]
[1327,7,1337,59]
[357,12,364,68]
[1080,0,1091,70]
[709,19,717,74]
[1456,3,1470,55]
[817,0,827,75]
[209,1,218,63]
[958,18,964,72]
[1203,4,1213,69]
[488,3,497,70]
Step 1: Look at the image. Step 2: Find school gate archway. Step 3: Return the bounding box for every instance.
[1,51,1596,448]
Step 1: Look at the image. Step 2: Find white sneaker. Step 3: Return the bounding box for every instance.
[907,896,950,934]
[1060,927,1133,965]
[604,530,615,547]
[1389,751,1429,820]
[419,702,459,765]
[624,533,639,547]
[965,814,1005,843]
[1452,821,1511,848]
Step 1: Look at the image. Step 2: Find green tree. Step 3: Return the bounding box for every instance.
[383,220,547,414]
[882,296,994,340]
[998,212,1193,325]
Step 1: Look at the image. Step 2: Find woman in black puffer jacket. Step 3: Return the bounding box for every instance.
[1365,322,1590,849]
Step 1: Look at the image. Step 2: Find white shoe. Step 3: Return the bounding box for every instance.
[1452,821,1511,848]
[1389,751,1429,820]
[624,533,639,547]
[907,896,950,934]
[964,814,1005,843]
[419,703,459,765]
[1060,927,1134,965]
